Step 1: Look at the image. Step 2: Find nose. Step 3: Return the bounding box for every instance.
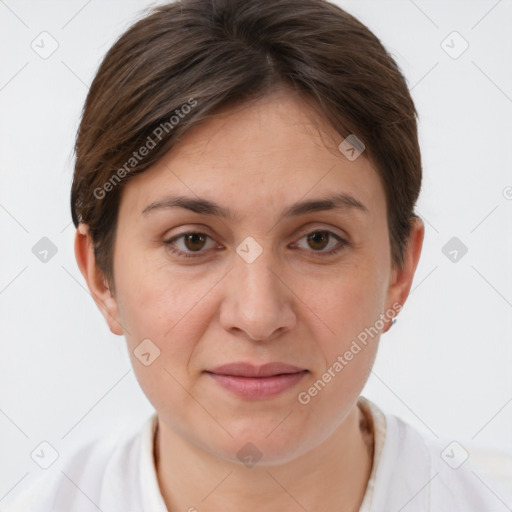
[218,246,297,342]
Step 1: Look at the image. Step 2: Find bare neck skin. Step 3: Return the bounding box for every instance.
[154,401,374,512]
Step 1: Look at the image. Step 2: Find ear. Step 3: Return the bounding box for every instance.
[74,223,124,336]
[382,217,425,333]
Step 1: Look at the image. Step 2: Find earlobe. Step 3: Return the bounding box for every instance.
[74,223,124,336]
[382,317,397,334]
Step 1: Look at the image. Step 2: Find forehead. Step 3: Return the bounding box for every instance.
[119,90,386,223]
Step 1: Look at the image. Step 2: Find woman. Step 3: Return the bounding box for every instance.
[6,0,511,510]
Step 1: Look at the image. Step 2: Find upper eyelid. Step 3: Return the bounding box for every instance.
[167,221,347,240]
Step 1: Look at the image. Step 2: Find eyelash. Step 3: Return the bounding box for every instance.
[163,230,348,259]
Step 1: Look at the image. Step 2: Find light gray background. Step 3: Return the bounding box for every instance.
[1,0,511,503]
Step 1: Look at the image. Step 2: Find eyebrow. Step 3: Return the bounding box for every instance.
[141,192,369,221]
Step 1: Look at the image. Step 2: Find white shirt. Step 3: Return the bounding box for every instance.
[4,397,512,512]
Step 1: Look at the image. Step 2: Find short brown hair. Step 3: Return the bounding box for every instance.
[71,0,421,293]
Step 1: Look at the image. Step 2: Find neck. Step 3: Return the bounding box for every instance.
[154,402,374,512]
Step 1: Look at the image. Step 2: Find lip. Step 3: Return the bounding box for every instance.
[207,362,306,377]
[204,362,308,400]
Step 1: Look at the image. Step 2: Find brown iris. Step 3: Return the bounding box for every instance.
[183,233,207,251]
[307,231,330,251]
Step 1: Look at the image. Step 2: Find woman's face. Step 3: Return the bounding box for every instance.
[84,89,422,465]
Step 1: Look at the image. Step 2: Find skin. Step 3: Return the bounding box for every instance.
[75,87,424,512]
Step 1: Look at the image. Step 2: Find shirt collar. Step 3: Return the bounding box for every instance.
[139,413,169,512]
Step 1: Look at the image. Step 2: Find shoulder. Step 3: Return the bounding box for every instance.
[363,398,512,512]
[423,433,512,512]
[3,417,154,512]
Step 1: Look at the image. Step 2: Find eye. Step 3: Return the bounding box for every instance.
[294,230,348,255]
[164,229,348,259]
[164,232,217,258]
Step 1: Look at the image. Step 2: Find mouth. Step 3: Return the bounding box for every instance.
[204,362,308,399]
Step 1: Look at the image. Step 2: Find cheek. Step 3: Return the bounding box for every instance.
[114,242,208,335]
[303,260,387,386]
[112,250,205,380]
[315,261,387,332]
[295,272,383,413]
[116,267,213,422]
